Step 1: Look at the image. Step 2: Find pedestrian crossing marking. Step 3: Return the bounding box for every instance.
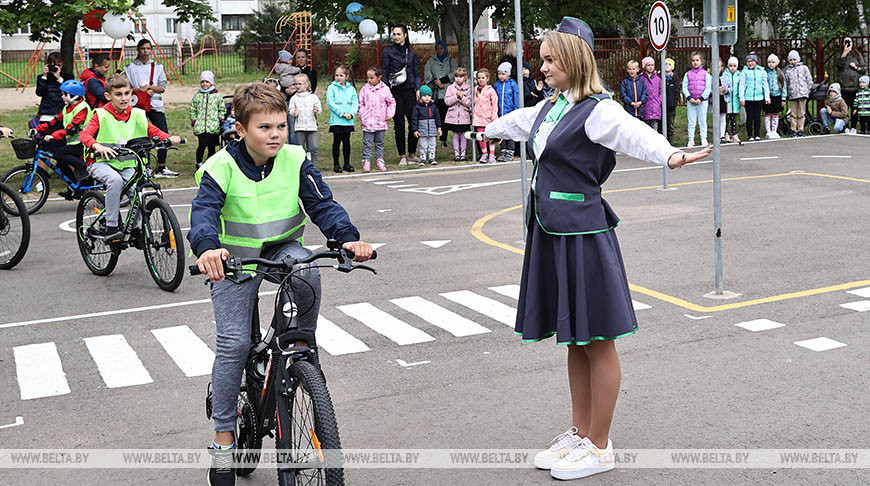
[735,319,785,332]
[13,342,71,400]
[337,303,436,345]
[793,337,847,352]
[846,287,870,298]
[840,301,870,312]
[440,290,516,326]
[390,296,491,337]
[316,315,371,355]
[421,240,451,249]
[489,285,519,299]
[151,325,215,377]
[632,300,652,311]
[84,335,153,388]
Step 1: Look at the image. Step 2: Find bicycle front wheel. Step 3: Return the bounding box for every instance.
[142,198,185,291]
[277,360,344,486]
[1,165,48,215]
[0,182,30,269]
[76,190,118,276]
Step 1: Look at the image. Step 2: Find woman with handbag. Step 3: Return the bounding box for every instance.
[381,25,422,165]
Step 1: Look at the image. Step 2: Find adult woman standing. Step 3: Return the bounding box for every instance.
[295,48,318,93]
[424,41,458,145]
[381,25,421,164]
[836,37,867,133]
[36,52,74,122]
[485,17,710,481]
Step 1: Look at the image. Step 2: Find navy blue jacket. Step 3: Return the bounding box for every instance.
[36,69,75,116]
[410,100,441,136]
[523,76,544,109]
[619,75,647,118]
[380,43,421,90]
[188,140,360,257]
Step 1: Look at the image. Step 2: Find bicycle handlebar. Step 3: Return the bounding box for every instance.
[189,245,377,277]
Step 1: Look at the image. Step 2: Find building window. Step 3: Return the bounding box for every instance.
[134,18,148,34]
[222,15,248,31]
[683,8,698,27]
[166,18,178,35]
[15,25,31,35]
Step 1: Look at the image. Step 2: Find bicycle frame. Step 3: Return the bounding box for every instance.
[14,145,103,194]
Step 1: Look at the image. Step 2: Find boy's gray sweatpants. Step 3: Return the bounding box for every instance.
[209,241,321,433]
[362,130,385,161]
[295,130,318,166]
[86,163,135,227]
[418,136,437,161]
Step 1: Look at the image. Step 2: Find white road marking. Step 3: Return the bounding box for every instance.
[59,217,189,233]
[390,296,491,337]
[387,184,417,189]
[684,314,712,320]
[489,285,520,299]
[839,301,870,312]
[13,342,71,400]
[793,337,847,352]
[377,209,392,213]
[151,325,215,377]
[421,240,451,249]
[810,155,852,158]
[373,180,403,185]
[83,335,153,388]
[632,300,651,311]
[315,316,370,355]
[735,319,785,332]
[337,303,435,345]
[396,359,430,367]
[399,179,519,196]
[371,243,385,251]
[0,416,24,430]
[846,287,870,298]
[439,291,516,327]
[303,245,323,251]
[0,291,278,330]
[740,156,779,161]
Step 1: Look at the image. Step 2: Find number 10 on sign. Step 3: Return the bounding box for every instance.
[648,1,671,51]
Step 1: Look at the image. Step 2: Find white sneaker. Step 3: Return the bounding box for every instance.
[533,427,584,470]
[550,438,614,480]
[851,128,858,134]
[398,157,408,166]
[153,166,179,178]
[687,140,695,148]
[700,139,708,146]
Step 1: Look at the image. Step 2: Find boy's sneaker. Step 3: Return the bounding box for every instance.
[153,166,179,178]
[104,226,123,244]
[398,157,408,166]
[362,160,371,172]
[550,438,614,480]
[376,159,387,172]
[207,446,235,486]
[534,426,584,469]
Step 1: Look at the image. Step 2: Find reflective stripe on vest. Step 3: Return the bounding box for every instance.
[94,107,148,170]
[195,145,306,264]
[62,102,92,146]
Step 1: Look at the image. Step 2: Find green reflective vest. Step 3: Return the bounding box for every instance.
[195,145,307,263]
[94,107,148,170]
[62,101,93,146]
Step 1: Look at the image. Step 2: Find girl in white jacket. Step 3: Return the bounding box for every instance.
[287,73,322,165]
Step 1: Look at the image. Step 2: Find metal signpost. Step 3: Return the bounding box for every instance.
[513,0,528,240]
[648,1,671,190]
[703,0,737,295]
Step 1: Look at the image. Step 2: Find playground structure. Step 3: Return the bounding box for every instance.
[172,35,220,75]
[267,11,314,77]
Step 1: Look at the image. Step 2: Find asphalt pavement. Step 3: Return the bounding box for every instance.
[1,134,869,485]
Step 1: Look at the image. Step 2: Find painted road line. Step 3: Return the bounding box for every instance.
[839,301,870,312]
[793,337,847,352]
[846,287,870,298]
[371,243,385,251]
[337,303,436,345]
[13,342,71,400]
[810,155,852,158]
[740,156,779,161]
[632,300,652,311]
[735,319,786,332]
[83,335,153,388]
[489,285,520,300]
[387,184,418,189]
[390,296,491,337]
[151,326,215,377]
[373,180,403,185]
[0,417,24,430]
[440,290,516,327]
[304,245,323,251]
[315,316,370,355]
[421,240,451,249]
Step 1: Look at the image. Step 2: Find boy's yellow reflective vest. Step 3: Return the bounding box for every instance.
[93,107,148,170]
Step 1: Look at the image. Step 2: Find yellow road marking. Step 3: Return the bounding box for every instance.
[471,172,870,312]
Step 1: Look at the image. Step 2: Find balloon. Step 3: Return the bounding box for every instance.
[82,9,105,31]
[102,12,132,40]
[358,19,378,37]
[345,2,364,24]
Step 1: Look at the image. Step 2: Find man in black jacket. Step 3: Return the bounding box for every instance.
[36,52,75,123]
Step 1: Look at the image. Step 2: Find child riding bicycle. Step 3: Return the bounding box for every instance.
[188,82,372,486]
[80,73,181,243]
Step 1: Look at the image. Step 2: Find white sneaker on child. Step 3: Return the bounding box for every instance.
[550,438,614,480]
[687,140,695,148]
[533,427,584,470]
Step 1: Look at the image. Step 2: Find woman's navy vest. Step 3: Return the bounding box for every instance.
[528,94,620,235]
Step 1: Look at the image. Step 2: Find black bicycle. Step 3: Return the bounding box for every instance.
[75,136,186,291]
[190,240,377,486]
[0,181,30,269]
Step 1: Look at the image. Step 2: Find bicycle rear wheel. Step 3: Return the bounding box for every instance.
[76,190,119,276]
[0,182,30,269]
[277,360,344,486]
[0,165,48,216]
[142,198,185,291]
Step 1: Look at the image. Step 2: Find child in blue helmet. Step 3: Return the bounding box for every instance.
[30,79,93,198]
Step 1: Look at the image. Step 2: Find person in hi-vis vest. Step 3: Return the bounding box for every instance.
[187,83,373,485]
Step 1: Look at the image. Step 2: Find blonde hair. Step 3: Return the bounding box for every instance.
[233,82,287,127]
[626,60,639,70]
[105,73,131,91]
[541,31,606,102]
[454,67,468,77]
[503,41,517,58]
[294,73,311,92]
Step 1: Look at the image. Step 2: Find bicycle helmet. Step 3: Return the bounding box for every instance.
[60,79,86,97]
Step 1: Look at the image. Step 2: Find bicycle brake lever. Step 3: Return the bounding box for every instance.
[352,264,377,275]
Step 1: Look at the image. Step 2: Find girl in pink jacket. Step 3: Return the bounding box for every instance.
[444,67,473,161]
[473,68,499,163]
[358,67,396,171]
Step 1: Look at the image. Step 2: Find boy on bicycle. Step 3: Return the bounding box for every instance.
[30,80,92,198]
[188,82,372,486]
[80,73,181,242]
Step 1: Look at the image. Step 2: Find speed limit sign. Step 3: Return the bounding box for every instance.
[648,1,671,51]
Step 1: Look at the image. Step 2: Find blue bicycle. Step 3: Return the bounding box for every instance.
[1,134,104,216]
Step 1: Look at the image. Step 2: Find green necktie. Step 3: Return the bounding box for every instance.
[545,94,570,123]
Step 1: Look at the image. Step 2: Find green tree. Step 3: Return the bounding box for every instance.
[234,2,299,51]
[194,21,227,48]
[0,0,214,70]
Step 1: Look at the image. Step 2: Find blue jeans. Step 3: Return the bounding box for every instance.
[286,113,297,144]
[819,108,846,133]
[686,100,709,143]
